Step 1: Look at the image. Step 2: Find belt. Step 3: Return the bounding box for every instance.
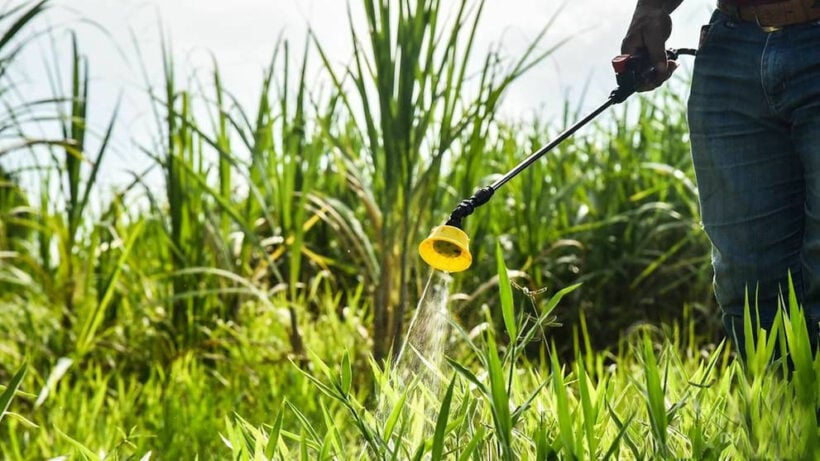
[717,0,820,29]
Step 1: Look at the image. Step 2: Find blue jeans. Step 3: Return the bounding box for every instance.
[688,10,820,351]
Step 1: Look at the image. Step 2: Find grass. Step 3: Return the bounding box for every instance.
[215,251,817,460]
[0,0,816,459]
[1,256,818,458]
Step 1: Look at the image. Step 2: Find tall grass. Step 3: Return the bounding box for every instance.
[314,0,558,361]
[220,251,816,460]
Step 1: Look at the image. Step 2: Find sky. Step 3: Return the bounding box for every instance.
[11,0,715,190]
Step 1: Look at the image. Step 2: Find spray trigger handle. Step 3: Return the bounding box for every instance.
[611,54,632,74]
[609,48,696,103]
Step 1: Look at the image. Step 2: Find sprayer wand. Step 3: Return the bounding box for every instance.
[445,47,697,229]
[420,47,697,272]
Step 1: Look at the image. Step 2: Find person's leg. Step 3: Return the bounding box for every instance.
[782,21,820,351]
[688,11,805,350]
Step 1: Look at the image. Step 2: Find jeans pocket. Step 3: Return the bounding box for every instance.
[698,24,712,49]
[697,10,730,51]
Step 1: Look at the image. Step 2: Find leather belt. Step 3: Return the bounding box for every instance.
[717,0,820,29]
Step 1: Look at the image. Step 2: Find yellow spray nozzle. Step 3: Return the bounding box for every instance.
[419,225,472,273]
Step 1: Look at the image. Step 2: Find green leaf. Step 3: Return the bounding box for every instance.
[77,219,144,355]
[456,426,486,461]
[340,351,352,397]
[533,415,553,461]
[551,345,576,458]
[383,388,409,442]
[446,357,488,395]
[431,376,456,460]
[55,426,100,460]
[606,399,641,460]
[485,332,513,456]
[266,402,285,458]
[602,408,637,461]
[495,242,517,341]
[285,401,321,445]
[576,360,598,457]
[0,362,26,425]
[641,334,668,451]
[543,283,582,319]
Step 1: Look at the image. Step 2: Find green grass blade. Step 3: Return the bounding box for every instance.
[543,283,582,319]
[495,242,517,342]
[455,425,486,461]
[533,415,551,460]
[76,219,144,355]
[382,387,409,442]
[606,399,642,460]
[640,333,668,454]
[340,351,352,397]
[550,345,576,458]
[267,403,285,459]
[485,331,513,455]
[54,426,100,460]
[601,409,636,461]
[431,375,456,460]
[510,379,550,425]
[77,96,120,235]
[0,0,49,52]
[285,401,322,446]
[0,362,26,425]
[319,400,343,459]
[446,357,488,395]
[576,359,598,457]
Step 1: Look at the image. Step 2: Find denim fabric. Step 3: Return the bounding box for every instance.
[688,10,820,350]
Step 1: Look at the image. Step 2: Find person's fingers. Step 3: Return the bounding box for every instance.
[661,59,678,80]
[621,5,674,92]
[643,12,673,76]
[621,32,643,55]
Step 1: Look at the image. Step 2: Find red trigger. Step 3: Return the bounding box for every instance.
[612,54,630,74]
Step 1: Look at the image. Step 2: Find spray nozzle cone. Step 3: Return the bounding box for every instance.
[419,224,472,273]
[419,187,494,272]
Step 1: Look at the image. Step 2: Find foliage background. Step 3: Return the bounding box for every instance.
[2,1,811,460]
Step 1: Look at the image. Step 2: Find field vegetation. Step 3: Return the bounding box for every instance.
[1,0,817,459]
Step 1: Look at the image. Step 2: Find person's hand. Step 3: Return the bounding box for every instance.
[621,1,679,91]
